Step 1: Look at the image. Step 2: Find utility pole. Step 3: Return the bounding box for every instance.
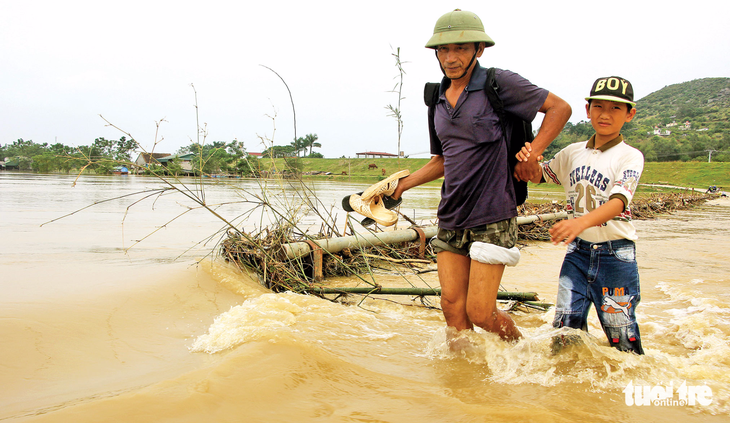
[706,149,717,163]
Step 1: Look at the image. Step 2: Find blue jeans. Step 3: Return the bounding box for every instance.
[553,237,644,354]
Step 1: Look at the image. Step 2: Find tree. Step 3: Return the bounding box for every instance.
[113,136,137,161]
[181,141,230,175]
[235,155,259,176]
[289,137,306,157]
[31,153,56,173]
[165,156,184,176]
[386,47,405,161]
[303,134,321,157]
[262,145,295,158]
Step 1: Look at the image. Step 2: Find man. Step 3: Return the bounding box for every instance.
[391,9,571,346]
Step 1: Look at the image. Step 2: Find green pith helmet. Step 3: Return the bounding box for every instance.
[425,9,495,49]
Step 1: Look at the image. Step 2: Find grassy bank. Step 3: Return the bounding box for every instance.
[274,158,730,190]
[641,162,729,189]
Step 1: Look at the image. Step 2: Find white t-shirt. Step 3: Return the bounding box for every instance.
[541,135,644,242]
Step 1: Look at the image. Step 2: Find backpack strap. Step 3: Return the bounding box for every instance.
[424,82,441,148]
[424,82,440,107]
[484,67,506,132]
[484,67,531,206]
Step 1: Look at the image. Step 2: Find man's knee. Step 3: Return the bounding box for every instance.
[466,304,498,330]
[440,295,463,316]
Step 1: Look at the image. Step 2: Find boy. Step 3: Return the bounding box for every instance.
[517,76,644,354]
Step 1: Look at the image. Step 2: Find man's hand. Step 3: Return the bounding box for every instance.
[513,157,543,183]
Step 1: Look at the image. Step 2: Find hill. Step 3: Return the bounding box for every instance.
[544,77,730,162]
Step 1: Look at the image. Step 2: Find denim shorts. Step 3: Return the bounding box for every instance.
[431,218,518,256]
[553,237,644,354]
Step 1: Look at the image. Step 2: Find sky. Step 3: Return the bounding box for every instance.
[2,0,729,159]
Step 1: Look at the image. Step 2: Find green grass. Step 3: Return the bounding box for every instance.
[279,158,729,191]
[641,162,729,189]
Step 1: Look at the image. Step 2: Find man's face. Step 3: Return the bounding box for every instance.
[436,43,482,80]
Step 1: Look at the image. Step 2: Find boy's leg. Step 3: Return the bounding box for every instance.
[552,241,592,351]
[553,242,592,330]
[590,240,644,354]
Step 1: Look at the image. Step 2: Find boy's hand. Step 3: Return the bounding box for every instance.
[549,219,586,245]
[515,142,544,162]
[515,142,532,162]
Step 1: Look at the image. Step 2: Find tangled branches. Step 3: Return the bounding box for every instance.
[517,191,715,241]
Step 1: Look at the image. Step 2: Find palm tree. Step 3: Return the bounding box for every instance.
[302,134,321,156]
[290,137,306,157]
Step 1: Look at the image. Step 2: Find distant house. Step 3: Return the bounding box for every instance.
[653,126,672,136]
[156,153,196,173]
[134,153,171,170]
[355,151,399,159]
[133,152,196,174]
[2,158,20,170]
[247,152,263,157]
[112,166,129,175]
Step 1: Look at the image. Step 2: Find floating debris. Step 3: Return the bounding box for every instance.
[220,189,714,306]
[516,191,715,241]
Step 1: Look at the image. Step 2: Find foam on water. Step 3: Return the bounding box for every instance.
[189,266,730,414]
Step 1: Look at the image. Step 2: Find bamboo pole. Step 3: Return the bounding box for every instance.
[283,226,439,259]
[308,287,540,301]
[283,212,568,259]
[516,211,568,225]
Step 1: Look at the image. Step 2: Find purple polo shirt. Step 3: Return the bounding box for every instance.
[430,64,548,230]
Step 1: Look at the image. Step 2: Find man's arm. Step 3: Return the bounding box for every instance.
[392,155,444,199]
[514,92,571,181]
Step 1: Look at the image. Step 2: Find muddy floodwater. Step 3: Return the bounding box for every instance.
[1,173,729,422]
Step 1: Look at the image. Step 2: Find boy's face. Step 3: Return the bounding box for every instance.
[586,99,637,141]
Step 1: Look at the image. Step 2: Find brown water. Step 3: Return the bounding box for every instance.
[1,173,729,422]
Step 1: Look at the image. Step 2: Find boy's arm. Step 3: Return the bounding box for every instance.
[548,198,625,245]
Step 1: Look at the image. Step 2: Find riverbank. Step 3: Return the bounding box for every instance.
[264,158,730,191]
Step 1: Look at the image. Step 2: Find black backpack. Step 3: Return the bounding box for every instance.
[424,67,532,206]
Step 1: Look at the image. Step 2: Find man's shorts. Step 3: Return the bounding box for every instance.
[431,217,518,256]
